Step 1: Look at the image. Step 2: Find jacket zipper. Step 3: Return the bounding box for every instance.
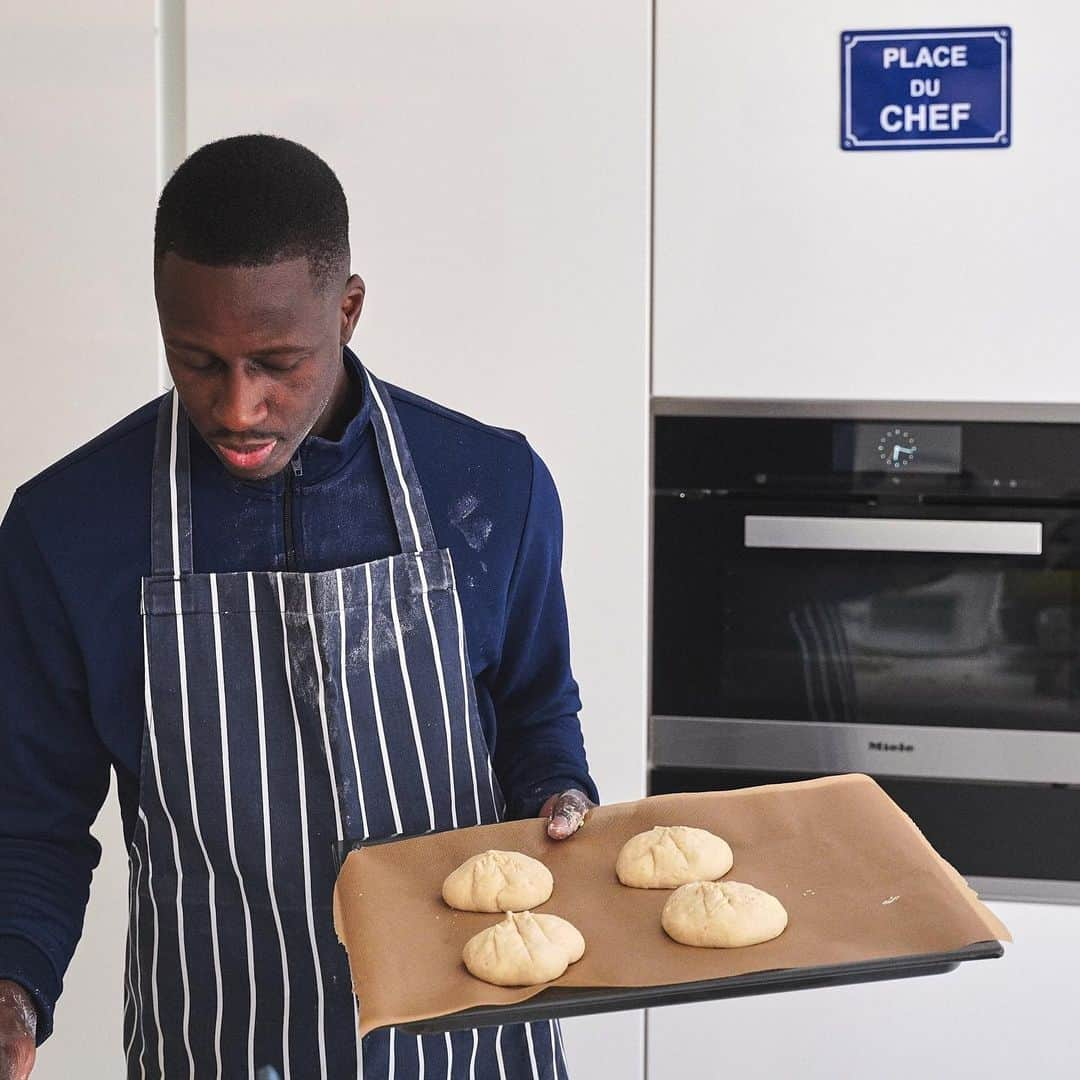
[283,454,302,571]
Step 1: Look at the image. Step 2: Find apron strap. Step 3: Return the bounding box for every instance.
[150,389,194,578]
[150,370,436,572]
[363,369,439,554]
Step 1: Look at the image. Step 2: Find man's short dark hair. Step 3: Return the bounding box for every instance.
[154,133,350,291]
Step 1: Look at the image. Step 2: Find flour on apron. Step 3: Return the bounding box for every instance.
[123,370,569,1078]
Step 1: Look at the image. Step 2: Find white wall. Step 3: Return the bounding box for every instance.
[653,1,1080,402]
[0,6,160,1080]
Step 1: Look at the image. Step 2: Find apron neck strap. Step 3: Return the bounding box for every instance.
[149,370,438,576]
[363,368,439,554]
[150,390,194,578]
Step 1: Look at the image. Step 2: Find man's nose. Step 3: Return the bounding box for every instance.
[213,367,269,433]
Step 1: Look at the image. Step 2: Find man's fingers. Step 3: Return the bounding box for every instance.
[0,1035,35,1080]
[547,812,574,840]
[0,982,37,1080]
[546,789,592,840]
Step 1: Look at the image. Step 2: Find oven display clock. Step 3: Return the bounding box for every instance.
[837,422,963,475]
[878,428,917,469]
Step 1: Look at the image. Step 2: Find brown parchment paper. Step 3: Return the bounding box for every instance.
[333,775,1010,1035]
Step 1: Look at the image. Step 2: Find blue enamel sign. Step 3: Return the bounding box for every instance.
[841,27,1011,151]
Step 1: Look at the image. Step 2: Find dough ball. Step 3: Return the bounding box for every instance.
[616,826,733,889]
[661,881,788,948]
[463,911,586,986]
[442,849,554,913]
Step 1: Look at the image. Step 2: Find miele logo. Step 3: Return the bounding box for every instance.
[868,740,915,753]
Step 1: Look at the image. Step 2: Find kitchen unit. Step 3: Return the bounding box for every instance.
[650,4,1080,1074]
[653,2,1080,404]
[649,403,1080,1076]
[646,898,1076,1079]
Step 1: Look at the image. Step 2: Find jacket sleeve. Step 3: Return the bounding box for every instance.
[489,448,599,819]
[0,492,112,1043]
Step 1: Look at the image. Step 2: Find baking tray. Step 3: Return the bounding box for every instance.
[392,940,1002,1035]
[332,835,1002,1036]
[332,778,1011,1037]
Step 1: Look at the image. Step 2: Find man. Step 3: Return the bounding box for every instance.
[0,134,596,1079]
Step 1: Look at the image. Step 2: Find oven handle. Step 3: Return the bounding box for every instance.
[744,515,1043,556]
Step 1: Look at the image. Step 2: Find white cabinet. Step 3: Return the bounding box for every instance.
[186,3,652,1074]
[0,5,160,509]
[647,900,1078,1079]
[0,7,160,1080]
[653,2,1080,403]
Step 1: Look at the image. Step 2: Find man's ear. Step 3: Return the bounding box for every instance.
[340,275,366,344]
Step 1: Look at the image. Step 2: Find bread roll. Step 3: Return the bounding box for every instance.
[661,880,788,948]
[463,911,586,986]
[442,850,553,913]
[616,826,733,889]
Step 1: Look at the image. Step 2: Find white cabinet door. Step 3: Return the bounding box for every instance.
[647,900,1077,1078]
[0,5,160,510]
[653,2,1080,403]
[187,4,652,1075]
[0,7,160,1080]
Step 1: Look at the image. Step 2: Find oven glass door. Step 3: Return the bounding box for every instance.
[652,497,1080,732]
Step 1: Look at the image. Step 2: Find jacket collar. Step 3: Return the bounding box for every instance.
[188,345,374,492]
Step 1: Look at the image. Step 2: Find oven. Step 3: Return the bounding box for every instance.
[650,400,1080,902]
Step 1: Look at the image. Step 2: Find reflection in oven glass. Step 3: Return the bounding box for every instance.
[842,572,1001,656]
[721,568,1078,730]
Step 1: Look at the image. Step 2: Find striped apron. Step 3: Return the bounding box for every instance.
[124,372,570,1078]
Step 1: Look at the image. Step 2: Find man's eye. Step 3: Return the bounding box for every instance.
[181,356,219,372]
[259,356,306,372]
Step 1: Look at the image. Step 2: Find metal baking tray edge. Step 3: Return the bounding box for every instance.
[389,941,1003,1035]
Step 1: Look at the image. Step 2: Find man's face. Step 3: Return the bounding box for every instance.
[155,253,365,480]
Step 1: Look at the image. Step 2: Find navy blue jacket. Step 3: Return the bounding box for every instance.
[0,348,597,1038]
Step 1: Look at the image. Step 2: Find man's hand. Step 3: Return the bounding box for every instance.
[0,981,36,1080]
[539,788,595,840]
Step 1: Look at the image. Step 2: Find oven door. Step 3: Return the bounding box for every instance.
[651,495,1080,784]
